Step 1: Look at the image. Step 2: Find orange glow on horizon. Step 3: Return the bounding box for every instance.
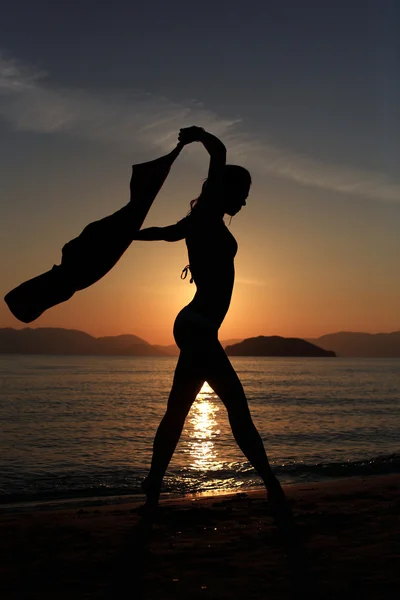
[1,212,399,345]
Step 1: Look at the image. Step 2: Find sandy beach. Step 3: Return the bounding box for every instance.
[1,474,399,599]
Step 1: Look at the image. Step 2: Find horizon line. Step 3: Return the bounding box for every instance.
[1,324,400,347]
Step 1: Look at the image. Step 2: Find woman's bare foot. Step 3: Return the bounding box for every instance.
[265,477,302,555]
[265,476,294,525]
[141,476,162,516]
[266,475,285,502]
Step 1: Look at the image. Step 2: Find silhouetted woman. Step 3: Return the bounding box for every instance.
[134,126,286,513]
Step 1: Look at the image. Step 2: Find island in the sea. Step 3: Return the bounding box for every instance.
[225,336,336,357]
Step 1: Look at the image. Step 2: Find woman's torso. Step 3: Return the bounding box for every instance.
[184,212,238,327]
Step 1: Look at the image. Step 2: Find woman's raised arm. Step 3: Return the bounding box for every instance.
[178,126,226,182]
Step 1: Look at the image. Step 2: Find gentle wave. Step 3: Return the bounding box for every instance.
[1,452,398,508]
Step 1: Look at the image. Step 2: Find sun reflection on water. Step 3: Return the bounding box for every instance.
[186,381,224,471]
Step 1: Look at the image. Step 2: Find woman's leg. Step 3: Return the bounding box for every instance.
[203,341,284,500]
[142,336,285,512]
[142,349,205,509]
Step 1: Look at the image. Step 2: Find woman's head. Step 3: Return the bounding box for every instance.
[190,164,252,216]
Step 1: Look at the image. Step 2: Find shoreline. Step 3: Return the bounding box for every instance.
[1,469,398,515]
[1,473,399,598]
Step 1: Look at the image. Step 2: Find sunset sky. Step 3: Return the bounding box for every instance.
[1,0,399,345]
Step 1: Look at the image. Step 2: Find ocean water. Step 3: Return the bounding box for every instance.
[0,355,399,509]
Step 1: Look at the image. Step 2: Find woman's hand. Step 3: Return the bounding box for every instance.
[178,126,205,146]
[179,127,226,181]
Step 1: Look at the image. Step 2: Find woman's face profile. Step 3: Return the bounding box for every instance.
[223,180,250,216]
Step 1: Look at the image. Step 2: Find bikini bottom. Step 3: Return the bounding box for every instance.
[173,305,219,351]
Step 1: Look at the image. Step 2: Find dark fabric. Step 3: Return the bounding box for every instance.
[4,145,182,323]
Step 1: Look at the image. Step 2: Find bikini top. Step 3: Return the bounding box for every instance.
[180,218,237,284]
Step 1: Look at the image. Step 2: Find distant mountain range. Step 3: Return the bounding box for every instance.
[0,328,244,357]
[0,328,399,357]
[226,336,335,357]
[307,331,400,358]
[0,328,165,356]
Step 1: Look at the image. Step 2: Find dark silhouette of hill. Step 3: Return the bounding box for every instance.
[95,334,163,356]
[0,328,167,356]
[221,338,244,349]
[225,336,335,357]
[144,333,400,358]
[152,344,179,356]
[307,331,400,357]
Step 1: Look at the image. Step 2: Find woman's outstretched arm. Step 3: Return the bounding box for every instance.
[178,126,226,182]
[132,218,188,242]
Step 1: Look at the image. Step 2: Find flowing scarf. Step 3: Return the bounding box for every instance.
[5,144,183,323]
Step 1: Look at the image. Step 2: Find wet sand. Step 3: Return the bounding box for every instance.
[1,474,399,599]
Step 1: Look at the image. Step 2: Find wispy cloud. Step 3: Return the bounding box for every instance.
[1,52,399,203]
[0,53,238,150]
